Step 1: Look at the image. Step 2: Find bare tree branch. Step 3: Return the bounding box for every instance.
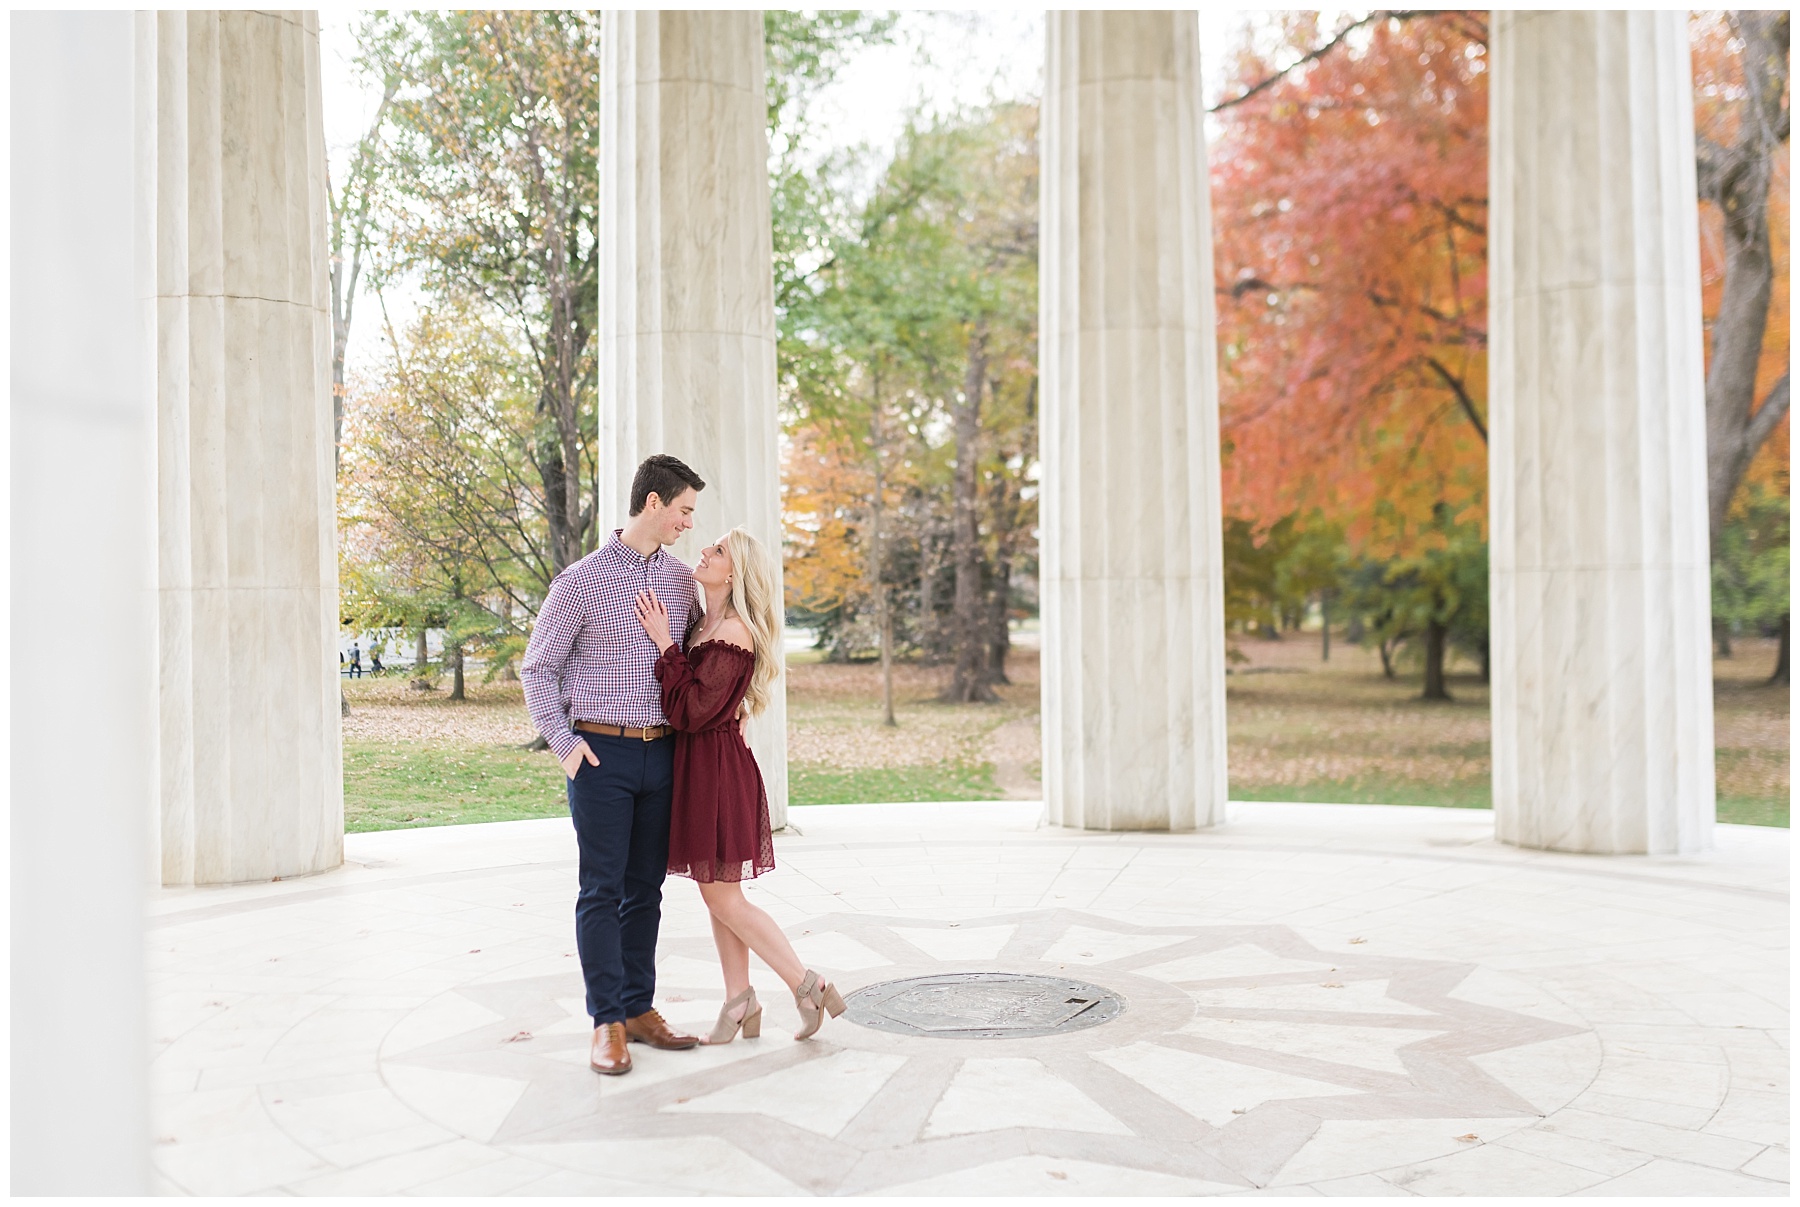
[1746,372,1791,453]
[1422,355,1487,443]
[1209,11,1423,113]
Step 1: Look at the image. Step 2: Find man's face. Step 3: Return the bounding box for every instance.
[647,487,698,546]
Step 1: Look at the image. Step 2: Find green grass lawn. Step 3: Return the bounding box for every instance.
[342,639,1787,831]
[789,761,997,806]
[1230,777,1494,810]
[1230,779,1785,825]
[344,740,1785,830]
[1716,796,1790,827]
[343,742,568,832]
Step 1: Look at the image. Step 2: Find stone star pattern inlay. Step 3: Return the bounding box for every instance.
[376,910,1596,1193]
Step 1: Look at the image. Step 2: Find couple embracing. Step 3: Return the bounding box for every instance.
[521,454,844,1075]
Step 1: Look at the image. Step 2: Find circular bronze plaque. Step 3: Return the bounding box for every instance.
[843,972,1126,1039]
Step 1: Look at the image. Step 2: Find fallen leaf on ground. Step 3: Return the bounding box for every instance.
[1455,1133,1479,1143]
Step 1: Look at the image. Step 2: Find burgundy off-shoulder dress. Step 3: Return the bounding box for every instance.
[653,641,776,883]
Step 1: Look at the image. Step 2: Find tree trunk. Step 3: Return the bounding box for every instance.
[412,627,432,690]
[876,582,896,727]
[1700,12,1791,547]
[1422,616,1452,701]
[448,641,465,701]
[1715,617,1734,658]
[918,526,943,662]
[948,324,995,703]
[985,557,1012,687]
[326,82,393,475]
[1771,612,1790,685]
[871,384,896,728]
[918,551,936,646]
[1479,636,1491,684]
[537,447,583,575]
[1378,636,1397,679]
[1320,591,1331,661]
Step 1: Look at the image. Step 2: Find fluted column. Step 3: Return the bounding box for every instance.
[1489,12,1715,854]
[11,12,154,1191]
[1040,12,1229,831]
[151,11,342,883]
[601,11,789,828]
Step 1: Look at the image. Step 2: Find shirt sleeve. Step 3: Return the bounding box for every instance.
[521,571,587,759]
[653,646,746,733]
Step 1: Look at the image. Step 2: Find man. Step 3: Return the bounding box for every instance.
[521,453,707,1075]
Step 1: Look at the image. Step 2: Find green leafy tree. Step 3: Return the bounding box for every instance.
[341,301,570,699]
[779,104,1040,708]
[1713,481,1791,683]
[1343,503,1487,699]
[360,11,599,573]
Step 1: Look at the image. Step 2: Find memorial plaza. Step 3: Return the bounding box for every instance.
[145,802,1786,1196]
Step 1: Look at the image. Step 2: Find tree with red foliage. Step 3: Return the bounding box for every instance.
[1211,12,1491,553]
[1210,12,1491,698]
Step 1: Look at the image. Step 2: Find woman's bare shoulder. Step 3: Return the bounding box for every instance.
[709,616,754,653]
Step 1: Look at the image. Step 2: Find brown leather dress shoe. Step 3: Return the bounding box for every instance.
[590,1021,631,1075]
[625,1008,699,1050]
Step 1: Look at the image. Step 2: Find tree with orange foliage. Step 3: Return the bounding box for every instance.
[1211,11,1491,697]
[1211,11,1790,690]
[1212,12,1490,542]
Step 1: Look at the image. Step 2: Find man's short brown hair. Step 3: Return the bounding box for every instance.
[629,454,706,516]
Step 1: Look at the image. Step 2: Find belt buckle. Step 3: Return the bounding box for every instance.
[641,727,657,742]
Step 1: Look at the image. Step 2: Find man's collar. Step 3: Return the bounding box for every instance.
[607,528,664,565]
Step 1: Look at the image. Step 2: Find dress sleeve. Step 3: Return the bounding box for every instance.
[654,646,747,732]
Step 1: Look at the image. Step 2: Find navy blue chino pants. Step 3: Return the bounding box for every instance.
[565,732,674,1026]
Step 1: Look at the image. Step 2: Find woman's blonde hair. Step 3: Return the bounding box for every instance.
[720,526,783,717]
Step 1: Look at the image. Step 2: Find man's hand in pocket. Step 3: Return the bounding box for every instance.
[560,739,599,780]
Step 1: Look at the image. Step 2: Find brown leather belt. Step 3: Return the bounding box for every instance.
[574,721,674,741]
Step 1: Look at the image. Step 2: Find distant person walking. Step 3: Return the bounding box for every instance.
[522,454,708,1076]
[635,527,845,1044]
[348,643,363,679]
[370,647,384,675]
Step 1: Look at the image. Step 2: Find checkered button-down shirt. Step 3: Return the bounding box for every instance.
[522,531,698,759]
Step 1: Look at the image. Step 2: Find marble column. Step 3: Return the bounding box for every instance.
[601,10,789,828]
[1039,12,1230,831]
[11,11,153,1191]
[1489,12,1716,854]
[150,11,343,883]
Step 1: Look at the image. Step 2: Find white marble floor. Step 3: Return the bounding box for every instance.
[147,802,1789,1196]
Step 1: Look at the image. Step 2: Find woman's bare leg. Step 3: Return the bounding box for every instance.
[697,880,806,990]
[709,910,753,1021]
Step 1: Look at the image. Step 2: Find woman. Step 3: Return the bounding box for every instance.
[634,527,845,1043]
